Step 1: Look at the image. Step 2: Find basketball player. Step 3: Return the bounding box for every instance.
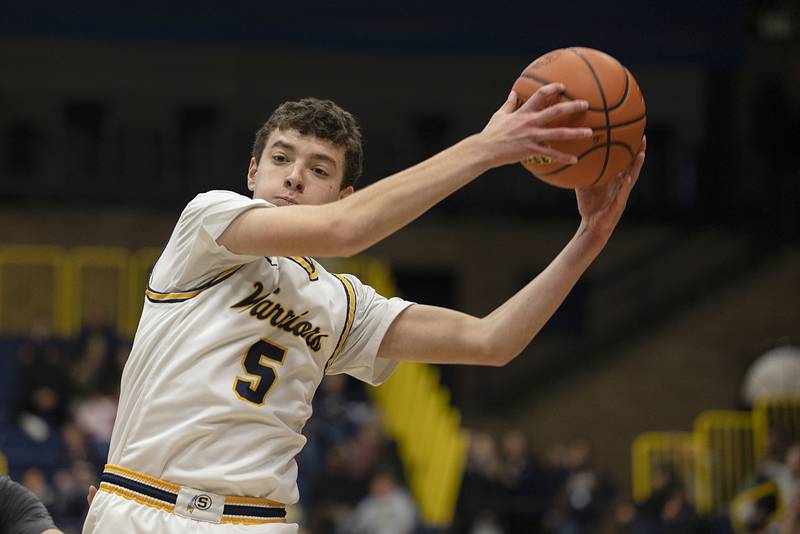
[83,84,646,533]
[0,476,62,534]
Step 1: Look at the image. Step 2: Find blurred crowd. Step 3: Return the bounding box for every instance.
[453,432,613,534]
[454,431,800,534]
[2,322,800,534]
[3,317,125,533]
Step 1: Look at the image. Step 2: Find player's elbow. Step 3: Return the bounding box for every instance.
[485,345,519,367]
[477,322,521,367]
[470,328,515,367]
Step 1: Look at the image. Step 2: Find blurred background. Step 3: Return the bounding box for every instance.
[0,0,799,532]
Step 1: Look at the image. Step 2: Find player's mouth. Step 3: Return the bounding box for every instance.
[273,196,298,206]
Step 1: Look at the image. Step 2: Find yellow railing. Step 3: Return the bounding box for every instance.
[0,246,468,527]
[633,400,800,518]
[631,432,695,503]
[693,410,758,515]
[0,244,159,337]
[0,245,75,335]
[753,397,800,459]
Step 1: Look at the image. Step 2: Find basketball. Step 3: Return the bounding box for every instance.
[512,47,646,188]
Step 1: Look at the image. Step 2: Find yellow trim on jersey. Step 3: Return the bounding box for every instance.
[99,482,176,513]
[286,256,319,281]
[220,516,287,525]
[326,273,356,373]
[100,483,287,525]
[99,465,287,525]
[145,265,243,303]
[104,464,182,493]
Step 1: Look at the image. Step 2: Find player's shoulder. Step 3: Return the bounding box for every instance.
[176,190,273,227]
[185,190,250,211]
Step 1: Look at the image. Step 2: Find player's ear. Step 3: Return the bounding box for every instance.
[247,158,258,192]
[338,185,354,200]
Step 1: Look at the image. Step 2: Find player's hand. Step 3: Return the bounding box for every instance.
[576,137,646,244]
[87,485,97,506]
[479,83,593,168]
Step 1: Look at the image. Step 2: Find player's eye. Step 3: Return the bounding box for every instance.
[272,153,288,163]
[312,167,328,177]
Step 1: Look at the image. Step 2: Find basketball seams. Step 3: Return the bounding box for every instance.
[519,58,628,111]
[596,114,646,130]
[518,73,605,112]
[568,48,611,186]
[605,64,630,111]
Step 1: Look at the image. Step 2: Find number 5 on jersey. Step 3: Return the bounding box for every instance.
[233,339,287,406]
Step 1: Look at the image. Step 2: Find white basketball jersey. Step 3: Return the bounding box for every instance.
[107,190,413,505]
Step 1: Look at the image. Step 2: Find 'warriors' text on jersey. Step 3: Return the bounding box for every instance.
[106,190,413,505]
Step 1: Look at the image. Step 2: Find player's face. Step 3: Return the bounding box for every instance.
[247,129,354,206]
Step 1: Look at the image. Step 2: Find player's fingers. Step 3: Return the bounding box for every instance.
[626,136,647,185]
[614,144,645,209]
[536,127,593,141]
[495,91,519,115]
[524,144,578,165]
[87,485,98,506]
[524,82,565,111]
[533,99,589,125]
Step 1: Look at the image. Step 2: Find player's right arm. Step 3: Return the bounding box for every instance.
[218,84,592,258]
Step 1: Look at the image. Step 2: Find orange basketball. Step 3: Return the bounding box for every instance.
[512,47,646,188]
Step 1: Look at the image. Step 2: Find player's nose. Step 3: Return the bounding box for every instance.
[284,166,304,192]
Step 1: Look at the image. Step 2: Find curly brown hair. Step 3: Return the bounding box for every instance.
[251,98,363,189]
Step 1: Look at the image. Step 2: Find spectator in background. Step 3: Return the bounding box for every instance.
[112,342,131,381]
[345,467,417,534]
[614,466,706,534]
[75,309,118,370]
[51,460,97,533]
[454,432,504,534]
[15,320,70,440]
[20,468,56,513]
[311,374,373,448]
[69,331,113,398]
[469,511,505,534]
[774,443,800,510]
[72,388,117,461]
[306,445,364,533]
[781,494,800,534]
[299,375,378,517]
[547,437,613,534]
[346,419,386,483]
[499,430,556,533]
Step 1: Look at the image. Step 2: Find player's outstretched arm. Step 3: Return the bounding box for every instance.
[219,84,593,258]
[378,139,645,366]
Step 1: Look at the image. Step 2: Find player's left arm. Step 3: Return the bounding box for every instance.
[378,139,645,366]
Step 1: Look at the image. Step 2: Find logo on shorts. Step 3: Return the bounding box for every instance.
[188,494,212,513]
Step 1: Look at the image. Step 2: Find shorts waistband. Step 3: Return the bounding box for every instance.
[98,464,286,525]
